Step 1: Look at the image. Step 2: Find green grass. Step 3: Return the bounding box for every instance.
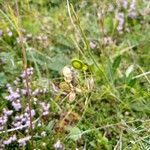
[0,0,150,149]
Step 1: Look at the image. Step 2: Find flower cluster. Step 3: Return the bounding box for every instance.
[128,0,137,18]
[116,0,128,9]
[40,102,50,116]
[0,109,13,130]
[0,27,49,50]
[20,67,33,79]
[0,67,50,148]
[3,135,17,145]
[116,12,124,33]
[114,0,139,33]
[18,136,31,146]
[12,106,35,128]
[54,140,63,149]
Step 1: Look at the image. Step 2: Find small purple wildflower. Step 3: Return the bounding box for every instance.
[128,0,137,18]
[12,100,22,111]
[0,116,8,128]
[3,135,17,145]
[116,0,128,9]
[18,136,31,147]
[54,140,63,149]
[20,67,33,79]
[90,41,96,49]
[5,91,20,102]
[25,106,36,117]
[40,102,50,116]
[123,0,128,9]
[3,138,12,145]
[3,108,13,116]
[116,12,124,33]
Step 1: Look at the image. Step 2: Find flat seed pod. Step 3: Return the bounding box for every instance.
[85,77,94,91]
[71,59,83,70]
[62,66,72,77]
[68,91,76,102]
[59,82,71,92]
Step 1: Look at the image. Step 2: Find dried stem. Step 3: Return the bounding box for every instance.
[15,1,34,148]
[20,32,34,147]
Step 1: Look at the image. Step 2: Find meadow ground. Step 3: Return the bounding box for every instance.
[0,0,150,149]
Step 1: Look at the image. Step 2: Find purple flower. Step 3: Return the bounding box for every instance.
[12,115,23,127]
[116,12,124,33]
[123,0,128,9]
[12,111,33,128]
[18,136,31,146]
[3,139,12,145]
[25,106,36,117]
[3,108,13,116]
[54,140,63,149]
[13,121,22,128]
[20,67,33,79]
[10,135,17,141]
[90,41,96,49]
[116,0,128,9]
[12,100,22,111]
[40,102,50,116]
[0,116,8,125]
[0,115,7,130]
[5,87,20,102]
[0,109,12,130]
[3,135,17,145]
[128,0,137,18]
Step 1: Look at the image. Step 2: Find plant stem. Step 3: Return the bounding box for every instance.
[15,1,34,148]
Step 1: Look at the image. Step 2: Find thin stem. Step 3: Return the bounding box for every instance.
[15,1,34,147]
[69,3,110,85]
[133,71,150,79]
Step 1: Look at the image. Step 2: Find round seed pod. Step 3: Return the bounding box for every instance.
[71,59,83,70]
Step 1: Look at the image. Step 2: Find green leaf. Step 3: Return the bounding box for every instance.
[112,55,121,74]
[48,54,70,71]
[27,50,69,72]
[45,121,54,133]
[128,78,136,87]
[0,72,7,87]
[67,126,82,141]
